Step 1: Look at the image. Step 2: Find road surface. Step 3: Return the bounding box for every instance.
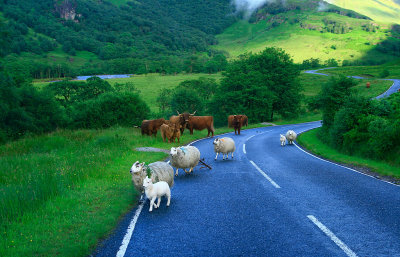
[94,121,400,257]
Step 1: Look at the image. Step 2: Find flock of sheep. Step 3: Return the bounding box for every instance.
[133,115,298,212]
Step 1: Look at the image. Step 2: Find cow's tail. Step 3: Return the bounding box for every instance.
[211,118,215,133]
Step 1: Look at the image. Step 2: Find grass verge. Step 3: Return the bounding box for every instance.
[297,127,400,180]
[0,123,267,257]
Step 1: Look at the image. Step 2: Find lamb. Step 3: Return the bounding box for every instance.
[142,177,171,212]
[213,137,235,160]
[280,134,286,146]
[169,146,200,176]
[130,161,174,199]
[285,130,297,145]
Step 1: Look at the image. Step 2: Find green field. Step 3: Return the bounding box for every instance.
[297,127,400,178]
[320,63,400,79]
[214,11,395,63]
[331,0,400,24]
[35,73,223,114]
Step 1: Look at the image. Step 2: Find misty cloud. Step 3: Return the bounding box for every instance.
[232,0,276,19]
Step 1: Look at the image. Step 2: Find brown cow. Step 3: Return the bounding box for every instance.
[160,124,174,143]
[163,121,181,143]
[187,115,215,137]
[232,115,244,135]
[169,113,187,134]
[141,118,165,137]
[228,115,248,128]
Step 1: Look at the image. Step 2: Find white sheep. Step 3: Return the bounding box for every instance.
[169,146,200,176]
[142,177,171,212]
[280,134,286,146]
[213,137,235,160]
[130,161,174,200]
[285,130,297,145]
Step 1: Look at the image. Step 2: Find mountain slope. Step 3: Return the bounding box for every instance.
[329,0,400,24]
[214,1,400,65]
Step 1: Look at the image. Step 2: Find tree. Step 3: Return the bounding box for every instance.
[210,47,301,126]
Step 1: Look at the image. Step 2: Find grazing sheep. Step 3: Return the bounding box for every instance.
[213,137,236,160]
[143,177,171,212]
[169,146,200,176]
[280,134,286,146]
[285,130,297,145]
[130,161,174,198]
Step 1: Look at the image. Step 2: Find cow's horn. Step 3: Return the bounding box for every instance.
[190,110,197,116]
[176,110,180,115]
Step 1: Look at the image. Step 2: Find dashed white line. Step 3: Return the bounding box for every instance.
[243,144,246,154]
[116,203,144,257]
[307,215,358,257]
[249,160,281,189]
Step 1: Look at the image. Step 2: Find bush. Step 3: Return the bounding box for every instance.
[70,92,149,129]
[379,69,390,78]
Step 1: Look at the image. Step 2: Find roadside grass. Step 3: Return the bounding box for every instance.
[322,64,400,79]
[0,123,267,257]
[297,127,400,178]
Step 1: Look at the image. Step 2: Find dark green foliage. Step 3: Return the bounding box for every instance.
[0,71,66,142]
[316,75,400,165]
[0,0,235,77]
[379,69,390,78]
[70,92,150,129]
[210,47,301,126]
[170,87,204,115]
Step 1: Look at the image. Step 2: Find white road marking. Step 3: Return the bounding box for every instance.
[249,160,281,189]
[307,215,358,257]
[247,135,256,141]
[116,203,144,257]
[293,140,400,188]
[243,144,246,154]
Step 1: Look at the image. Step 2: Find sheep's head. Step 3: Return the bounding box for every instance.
[280,134,285,139]
[142,176,153,188]
[287,130,294,136]
[170,147,179,156]
[130,161,145,175]
[213,138,221,147]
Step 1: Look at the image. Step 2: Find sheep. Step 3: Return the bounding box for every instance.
[285,130,297,145]
[130,161,174,200]
[213,137,235,160]
[169,146,200,176]
[280,134,286,146]
[142,177,171,212]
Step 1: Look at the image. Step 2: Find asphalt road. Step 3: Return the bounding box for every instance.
[94,121,400,257]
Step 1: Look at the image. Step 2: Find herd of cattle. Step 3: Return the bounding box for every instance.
[140,112,249,142]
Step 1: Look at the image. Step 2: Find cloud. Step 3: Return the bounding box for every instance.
[232,0,276,19]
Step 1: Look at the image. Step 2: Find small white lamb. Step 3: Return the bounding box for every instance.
[142,176,171,212]
[280,134,286,146]
[213,137,235,160]
[285,130,297,145]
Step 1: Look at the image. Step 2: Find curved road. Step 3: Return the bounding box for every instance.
[94,121,400,256]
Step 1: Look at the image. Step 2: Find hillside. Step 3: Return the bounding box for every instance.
[214,0,400,65]
[0,0,235,78]
[329,0,400,24]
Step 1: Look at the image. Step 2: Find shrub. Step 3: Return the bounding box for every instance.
[71,92,149,129]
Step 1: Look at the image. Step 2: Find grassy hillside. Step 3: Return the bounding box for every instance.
[214,10,396,64]
[330,0,400,24]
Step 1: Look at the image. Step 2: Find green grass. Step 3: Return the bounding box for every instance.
[331,0,400,24]
[35,73,223,113]
[297,127,400,178]
[321,64,400,79]
[0,123,268,256]
[214,11,396,63]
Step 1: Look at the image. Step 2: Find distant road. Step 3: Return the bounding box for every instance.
[304,67,400,99]
[94,121,400,257]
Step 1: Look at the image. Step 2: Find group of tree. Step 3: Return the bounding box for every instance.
[157,47,303,127]
[310,76,400,165]
[0,69,149,143]
[0,0,234,77]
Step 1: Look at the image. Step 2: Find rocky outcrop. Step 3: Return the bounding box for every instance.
[55,0,77,21]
